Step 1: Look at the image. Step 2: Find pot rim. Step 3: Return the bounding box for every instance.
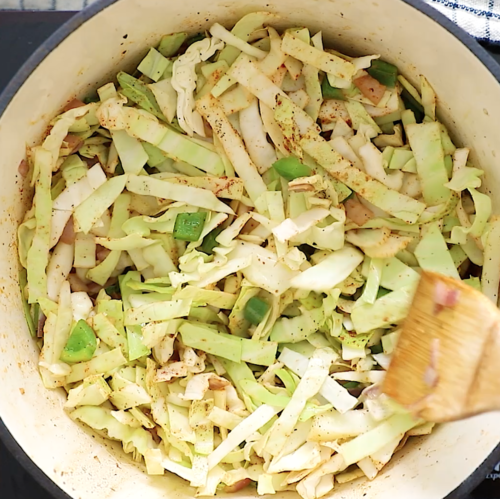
[1,0,500,498]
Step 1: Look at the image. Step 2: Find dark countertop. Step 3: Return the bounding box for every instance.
[0,10,499,499]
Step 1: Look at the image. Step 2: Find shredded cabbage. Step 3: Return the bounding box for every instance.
[19,14,496,495]
[196,94,267,205]
[291,246,364,292]
[171,36,224,136]
[126,174,234,214]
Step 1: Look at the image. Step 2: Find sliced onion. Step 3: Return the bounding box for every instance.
[63,134,84,154]
[37,313,46,338]
[208,376,230,390]
[353,74,387,105]
[83,156,99,167]
[224,479,252,493]
[96,245,111,262]
[68,272,89,293]
[344,198,375,226]
[18,159,29,178]
[63,98,86,112]
[60,217,76,245]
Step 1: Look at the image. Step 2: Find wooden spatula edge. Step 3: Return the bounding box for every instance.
[382,271,500,423]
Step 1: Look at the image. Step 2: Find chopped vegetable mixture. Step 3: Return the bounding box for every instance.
[17,11,500,498]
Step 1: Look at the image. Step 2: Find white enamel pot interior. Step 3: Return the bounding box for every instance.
[1,0,500,498]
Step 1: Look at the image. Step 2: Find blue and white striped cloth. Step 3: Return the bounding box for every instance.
[0,0,97,9]
[429,0,500,43]
[0,0,499,44]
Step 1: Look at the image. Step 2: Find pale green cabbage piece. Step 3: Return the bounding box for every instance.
[281,32,356,87]
[102,103,225,176]
[26,148,53,303]
[71,405,156,459]
[46,241,74,302]
[482,217,500,302]
[345,101,382,135]
[210,23,266,60]
[415,222,460,279]
[445,167,483,192]
[171,36,224,136]
[126,174,234,214]
[338,412,420,466]
[179,322,242,362]
[138,48,170,82]
[279,348,357,414]
[124,299,191,325]
[66,348,128,384]
[217,12,280,66]
[351,283,417,333]
[379,257,420,290]
[228,241,298,295]
[173,285,236,309]
[239,98,278,174]
[309,409,378,441]
[406,122,451,206]
[207,404,280,469]
[218,332,278,366]
[109,372,152,410]
[302,41,322,122]
[449,188,491,245]
[212,12,282,97]
[196,94,267,205]
[111,130,148,174]
[272,208,330,244]
[74,174,128,234]
[240,379,290,408]
[291,246,364,292]
[50,164,107,246]
[148,78,177,123]
[264,349,335,456]
[270,307,325,343]
[119,271,152,361]
[155,174,244,200]
[64,374,111,408]
[300,132,426,224]
[208,406,244,430]
[93,313,128,357]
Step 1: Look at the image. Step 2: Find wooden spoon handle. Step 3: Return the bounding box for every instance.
[383,271,500,422]
[466,320,500,415]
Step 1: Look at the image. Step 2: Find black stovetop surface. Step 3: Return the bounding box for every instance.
[0,9,500,499]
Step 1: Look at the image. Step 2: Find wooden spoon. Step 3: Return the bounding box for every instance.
[382,270,500,423]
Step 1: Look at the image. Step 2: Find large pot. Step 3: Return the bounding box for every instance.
[1,1,500,498]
